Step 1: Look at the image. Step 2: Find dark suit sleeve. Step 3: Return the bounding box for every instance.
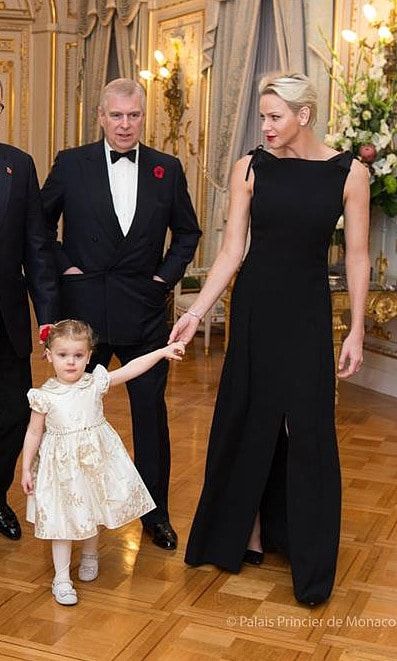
[155,160,201,288]
[23,155,60,324]
[41,152,73,274]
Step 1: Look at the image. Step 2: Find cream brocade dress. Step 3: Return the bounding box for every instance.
[26,364,155,539]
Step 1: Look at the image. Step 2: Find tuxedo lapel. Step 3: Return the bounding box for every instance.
[0,156,12,226]
[129,144,161,240]
[82,141,124,244]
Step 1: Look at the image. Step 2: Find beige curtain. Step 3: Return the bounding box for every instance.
[202,0,261,264]
[78,0,148,143]
[272,0,307,73]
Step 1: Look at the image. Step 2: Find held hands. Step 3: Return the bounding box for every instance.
[337,331,364,379]
[168,312,200,346]
[21,469,34,496]
[161,341,186,361]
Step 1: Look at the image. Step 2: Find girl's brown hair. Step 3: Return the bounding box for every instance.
[45,319,96,350]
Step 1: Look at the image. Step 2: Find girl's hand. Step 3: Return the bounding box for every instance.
[21,470,34,495]
[163,341,185,361]
[337,331,364,379]
[168,313,200,345]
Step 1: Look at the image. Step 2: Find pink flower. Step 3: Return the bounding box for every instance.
[153,165,165,179]
[359,144,377,163]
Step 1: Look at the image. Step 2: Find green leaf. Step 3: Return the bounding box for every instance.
[370,179,384,197]
[383,195,397,217]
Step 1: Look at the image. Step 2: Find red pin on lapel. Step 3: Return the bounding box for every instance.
[6,166,12,175]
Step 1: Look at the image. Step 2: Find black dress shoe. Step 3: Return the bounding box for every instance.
[145,522,178,550]
[296,594,328,607]
[3,504,18,524]
[243,549,264,565]
[0,505,21,540]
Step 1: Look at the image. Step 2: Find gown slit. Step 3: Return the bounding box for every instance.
[185,147,352,604]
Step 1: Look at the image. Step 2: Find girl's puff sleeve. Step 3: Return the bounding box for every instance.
[27,388,50,414]
[92,364,110,395]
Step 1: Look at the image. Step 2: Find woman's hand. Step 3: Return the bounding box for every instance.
[162,341,186,361]
[337,331,364,379]
[21,469,34,495]
[168,313,201,345]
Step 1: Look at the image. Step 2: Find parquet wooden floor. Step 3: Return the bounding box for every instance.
[0,334,396,660]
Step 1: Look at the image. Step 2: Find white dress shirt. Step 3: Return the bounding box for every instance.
[104,140,139,236]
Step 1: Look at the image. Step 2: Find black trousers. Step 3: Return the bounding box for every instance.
[0,315,31,505]
[88,340,170,527]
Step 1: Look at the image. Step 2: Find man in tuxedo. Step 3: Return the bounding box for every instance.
[0,83,59,540]
[41,78,201,550]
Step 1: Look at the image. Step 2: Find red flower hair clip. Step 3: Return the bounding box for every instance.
[153,165,165,179]
[40,325,52,343]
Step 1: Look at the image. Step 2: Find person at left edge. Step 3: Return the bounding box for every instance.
[41,78,201,551]
[0,80,60,541]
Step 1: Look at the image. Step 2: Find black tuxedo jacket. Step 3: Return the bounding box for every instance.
[41,141,201,345]
[0,144,59,357]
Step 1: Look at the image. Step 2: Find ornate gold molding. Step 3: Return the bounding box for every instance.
[0,60,14,144]
[47,0,58,165]
[366,292,397,325]
[0,22,30,150]
[20,27,29,150]
[0,1,31,18]
[63,41,78,148]
[67,1,78,19]
[196,65,210,265]
[48,29,57,166]
[0,39,15,52]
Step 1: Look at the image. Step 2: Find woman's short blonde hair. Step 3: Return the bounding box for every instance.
[258,72,317,127]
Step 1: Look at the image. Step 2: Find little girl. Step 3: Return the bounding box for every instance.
[21,319,185,606]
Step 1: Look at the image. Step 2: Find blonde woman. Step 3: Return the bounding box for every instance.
[170,73,370,605]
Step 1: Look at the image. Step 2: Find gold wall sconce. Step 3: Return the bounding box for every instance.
[340,2,394,44]
[140,38,191,156]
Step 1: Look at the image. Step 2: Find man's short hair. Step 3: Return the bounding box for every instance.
[99,78,146,112]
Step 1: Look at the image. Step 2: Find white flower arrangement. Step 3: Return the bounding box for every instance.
[323,26,397,216]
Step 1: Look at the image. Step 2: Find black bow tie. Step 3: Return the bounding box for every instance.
[110,149,137,164]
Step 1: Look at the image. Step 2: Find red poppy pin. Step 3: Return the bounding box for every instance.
[6,166,12,175]
[39,325,51,343]
[153,165,165,179]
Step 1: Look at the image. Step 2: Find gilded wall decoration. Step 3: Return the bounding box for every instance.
[63,41,79,148]
[67,0,77,18]
[148,7,204,214]
[0,39,15,51]
[0,1,32,18]
[0,24,30,150]
[0,60,14,145]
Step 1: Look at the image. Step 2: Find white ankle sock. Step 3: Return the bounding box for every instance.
[52,540,72,584]
[81,534,99,565]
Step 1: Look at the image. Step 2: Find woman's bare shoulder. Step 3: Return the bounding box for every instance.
[234,154,252,171]
[347,157,369,186]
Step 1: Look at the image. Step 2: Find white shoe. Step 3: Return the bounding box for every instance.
[52,580,78,606]
[78,554,98,582]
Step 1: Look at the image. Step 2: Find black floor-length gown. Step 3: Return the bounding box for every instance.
[185,147,354,605]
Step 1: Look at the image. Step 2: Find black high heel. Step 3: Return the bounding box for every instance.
[243,549,264,565]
